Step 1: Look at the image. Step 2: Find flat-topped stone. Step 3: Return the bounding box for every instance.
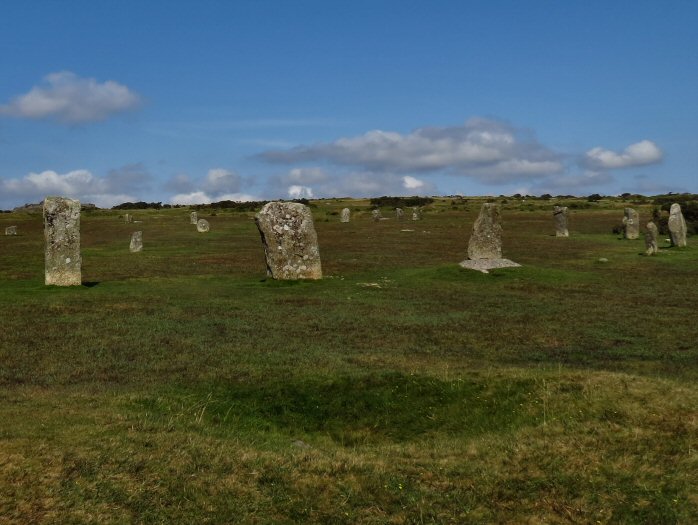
[255,201,322,280]
[340,208,350,223]
[190,211,198,225]
[553,206,569,237]
[44,196,81,286]
[623,208,639,239]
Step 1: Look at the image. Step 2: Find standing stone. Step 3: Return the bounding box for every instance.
[644,222,658,255]
[395,207,404,220]
[668,203,687,247]
[196,219,210,233]
[372,208,382,222]
[412,207,421,221]
[130,231,143,253]
[467,203,502,260]
[340,208,350,223]
[124,213,133,223]
[553,206,569,237]
[190,211,198,225]
[255,201,322,280]
[460,203,520,272]
[44,197,81,286]
[622,208,640,239]
[5,226,17,235]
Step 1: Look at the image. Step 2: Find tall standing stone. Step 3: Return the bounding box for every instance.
[197,219,210,233]
[644,222,658,255]
[130,231,143,253]
[460,203,520,272]
[623,208,640,239]
[5,226,17,235]
[553,206,569,237]
[255,201,322,280]
[44,197,81,286]
[668,203,687,247]
[395,207,404,220]
[412,207,421,221]
[372,208,382,222]
[467,203,502,260]
[190,211,198,225]
[340,208,350,223]
[124,213,133,223]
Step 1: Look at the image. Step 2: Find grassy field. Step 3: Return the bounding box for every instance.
[1,197,697,524]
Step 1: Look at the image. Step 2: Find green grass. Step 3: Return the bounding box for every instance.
[1,199,697,523]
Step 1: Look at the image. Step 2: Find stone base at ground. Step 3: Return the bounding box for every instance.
[459,258,521,273]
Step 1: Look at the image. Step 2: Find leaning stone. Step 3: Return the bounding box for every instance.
[459,258,521,273]
[255,201,322,280]
[130,231,143,253]
[340,208,350,223]
[197,219,210,233]
[622,208,640,239]
[395,207,404,220]
[5,226,17,235]
[190,211,198,225]
[553,206,569,237]
[412,207,421,221]
[644,222,658,255]
[44,196,81,286]
[467,203,502,260]
[668,203,687,247]
[371,209,382,222]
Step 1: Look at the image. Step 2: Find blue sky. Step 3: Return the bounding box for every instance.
[1,1,697,208]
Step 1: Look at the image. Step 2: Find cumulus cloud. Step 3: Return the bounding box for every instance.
[0,166,150,208]
[170,190,259,205]
[584,140,663,169]
[287,185,314,199]
[202,168,242,194]
[259,117,564,183]
[167,168,258,204]
[0,71,141,123]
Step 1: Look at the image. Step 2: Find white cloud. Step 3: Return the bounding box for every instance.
[402,175,425,189]
[0,167,148,208]
[584,140,663,169]
[259,117,563,183]
[286,167,329,184]
[170,191,212,205]
[167,168,259,204]
[203,168,242,193]
[287,185,314,199]
[0,71,141,124]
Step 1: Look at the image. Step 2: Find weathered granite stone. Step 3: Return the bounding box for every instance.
[395,207,404,220]
[190,211,198,225]
[5,226,17,235]
[124,213,132,223]
[459,258,521,273]
[371,209,382,222]
[467,203,502,260]
[255,201,322,280]
[412,207,420,221]
[130,231,143,253]
[622,208,640,239]
[340,208,350,223]
[553,206,569,237]
[644,222,658,255]
[44,197,81,286]
[196,219,210,233]
[668,203,687,247]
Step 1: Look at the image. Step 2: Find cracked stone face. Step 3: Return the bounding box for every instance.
[553,206,569,237]
[130,231,143,253]
[44,196,81,286]
[623,208,639,239]
[467,203,502,260]
[668,203,687,247]
[255,202,322,280]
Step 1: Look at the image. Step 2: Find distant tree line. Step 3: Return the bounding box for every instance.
[369,196,434,207]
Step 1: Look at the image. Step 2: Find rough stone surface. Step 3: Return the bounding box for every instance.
[467,203,502,260]
[190,211,198,225]
[5,226,17,235]
[130,231,143,253]
[623,208,640,239]
[553,206,569,237]
[459,258,521,273]
[372,209,382,222]
[668,203,687,247]
[395,207,404,220]
[124,213,132,223]
[412,207,421,221]
[44,196,81,286]
[644,222,658,255]
[196,219,210,233]
[255,201,322,280]
[340,208,350,223]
